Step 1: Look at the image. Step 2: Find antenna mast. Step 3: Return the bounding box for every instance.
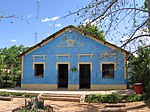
[35,0,40,44]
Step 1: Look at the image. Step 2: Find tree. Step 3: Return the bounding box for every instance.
[62,0,150,52]
[128,46,150,94]
[77,24,105,40]
[0,45,28,87]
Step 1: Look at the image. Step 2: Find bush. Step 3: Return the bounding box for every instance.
[0,92,11,96]
[123,94,143,102]
[145,82,150,95]
[101,93,122,103]
[85,93,144,103]
[85,93,122,103]
[0,77,4,88]
[0,92,38,98]
[85,94,100,103]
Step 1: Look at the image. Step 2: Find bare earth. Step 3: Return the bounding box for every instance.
[0,98,150,112]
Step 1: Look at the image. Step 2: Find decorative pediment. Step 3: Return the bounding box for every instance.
[100,53,116,58]
[57,39,84,47]
[32,55,46,60]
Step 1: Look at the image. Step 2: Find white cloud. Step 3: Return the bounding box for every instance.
[27,15,31,18]
[41,16,60,22]
[84,19,90,24]
[55,23,61,27]
[10,39,16,42]
[83,19,101,26]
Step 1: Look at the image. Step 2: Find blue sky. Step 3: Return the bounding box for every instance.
[0,0,91,48]
[0,0,148,51]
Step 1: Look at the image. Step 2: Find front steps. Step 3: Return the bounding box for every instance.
[38,93,83,102]
[101,103,127,112]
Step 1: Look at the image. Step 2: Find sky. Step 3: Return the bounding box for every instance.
[0,0,149,51]
[0,0,91,48]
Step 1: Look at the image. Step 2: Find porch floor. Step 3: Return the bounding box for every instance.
[0,88,135,96]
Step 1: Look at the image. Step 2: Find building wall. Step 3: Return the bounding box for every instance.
[22,30,127,90]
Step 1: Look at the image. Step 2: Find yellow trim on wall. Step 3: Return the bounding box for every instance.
[77,54,93,59]
[32,62,46,70]
[32,55,46,60]
[124,53,127,79]
[21,26,127,58]
[21,56,24,79]
[56,54,71,59]
[21,84,57,90]
[75,29,127,57]
[100,53,116,58]
[100,62,116,71]
[78,62,92,70]
[56,62,70,70]
[68,84,79,90]
[91,84,127,90]
[21,84,127,90]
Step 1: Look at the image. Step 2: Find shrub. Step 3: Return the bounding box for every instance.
[85,93,122,103]
[0,92,11,96]
[85,94,99,103]
[85,93,144,103]
[11,92,23,96]
[124,94,143,102]
[0,77,4,88]
[102,93,122,103]
[0,92,38,98]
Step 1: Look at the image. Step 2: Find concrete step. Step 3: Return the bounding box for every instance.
[105,103,125,107]
[39,96,80,102]
[41,93,81,98]
[101,107,127,112]
[38,93,82,102]
[100,103,127,112]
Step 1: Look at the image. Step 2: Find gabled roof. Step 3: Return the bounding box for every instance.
[18,25,129,57]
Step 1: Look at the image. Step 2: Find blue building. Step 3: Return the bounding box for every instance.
[19,25,128,90]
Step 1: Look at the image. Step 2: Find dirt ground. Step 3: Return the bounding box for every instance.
[0,98,150,112]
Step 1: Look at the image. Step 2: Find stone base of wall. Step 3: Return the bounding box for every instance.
[91,84,127,90]
[21,84,57,90]
[21,84,127,90]
[68,85,79,90]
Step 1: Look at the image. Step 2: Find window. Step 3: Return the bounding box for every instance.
[102,64,115,78]
[34,64,44,78]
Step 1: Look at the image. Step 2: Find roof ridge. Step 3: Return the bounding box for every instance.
[18,25,129,57]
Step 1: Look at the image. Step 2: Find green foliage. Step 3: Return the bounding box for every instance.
[0,45,28,88]
[85,93,122,103]
[102,93,122,103]
[70,67,78,73]
[85,94,102,103]
[78,24,105,40]
[123,94,143,102]
[128,47,150,94]
[85,93,144,103]
[0,77,4,88]
[0,92,38,98]
[0,92,11,96]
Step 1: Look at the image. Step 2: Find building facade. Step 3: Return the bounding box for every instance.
[19,25,128,90]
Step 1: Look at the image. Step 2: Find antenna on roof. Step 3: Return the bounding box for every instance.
[35,0,40,44]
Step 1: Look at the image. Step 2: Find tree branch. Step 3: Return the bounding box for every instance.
[121,20,149,48]
[88,0,118,25]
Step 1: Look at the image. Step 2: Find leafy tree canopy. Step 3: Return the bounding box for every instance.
[62,0,150,52]
[78,24,105,40]
[128,46,150,94]
[0,45,28,88]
